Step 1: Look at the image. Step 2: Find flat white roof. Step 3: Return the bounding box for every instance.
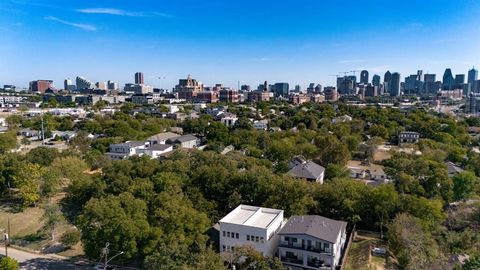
[220,205,283,229]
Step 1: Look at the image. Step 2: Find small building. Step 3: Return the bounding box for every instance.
[253,120,269,131]
[288,160,325,184]
[142,144,173,159]
[148,132,180,145]
[166,134,199,149]
[106,141,148,160]
[398,131,420,145]
[446,161,464,178]
[278,215,348,270]
[219,205,285,256]
[220,114,238,128]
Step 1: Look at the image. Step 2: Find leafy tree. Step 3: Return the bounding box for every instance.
[41,204,64,240]
[78,193,150,261]
[206,121,230,143]
[26,147,60,166]
[314,134,350,166]
[388,213,444,269]
[0,257,19,270]
[13,163,47,207]
[60,228,81,248]
[0,131,17,153]
[452,171,478,201]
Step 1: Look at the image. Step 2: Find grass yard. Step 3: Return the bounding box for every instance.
[0,199,83,257]
[344,231,397,270]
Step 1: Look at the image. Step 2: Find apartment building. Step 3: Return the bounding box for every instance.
[278,215,347,270]
[219,205,285,256]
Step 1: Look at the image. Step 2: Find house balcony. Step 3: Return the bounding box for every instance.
[280,256,303,265]
[279,242,331,254]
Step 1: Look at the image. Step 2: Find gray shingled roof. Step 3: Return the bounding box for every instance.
[446,162,464,175]
[287,161,325,180]
[147,144,173,151]
[148,132,180,142]
[279,215,347,243]
[172,134,197,143]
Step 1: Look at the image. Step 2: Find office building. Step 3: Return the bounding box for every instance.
[404,75,417,95]
[135,72,144,85]
[30,80,54,93]
[307,83,315,94]
[219,89,239,103]
[64,78,75,91]
[108,80,119,90]
[384,71,392,94]
[174,75,203,100]
[278,215,347,270]
[219,205,285,256]
[442,68,455,90]
[324,87,338,101]
[390,72,401,97]
[372,75,381,87]
[240,85,251,92]
[468,68,478,93]
[124,83,153,94]
[76,76,93,90]
[96,82,107,90]
[337,76,356,95]
[274,83,290,97]
[360,70,369,84]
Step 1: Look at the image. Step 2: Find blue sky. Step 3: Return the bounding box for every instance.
[1,0,480,89]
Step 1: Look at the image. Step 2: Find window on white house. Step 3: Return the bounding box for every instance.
[247,235,250,241]
[236,233,239,239]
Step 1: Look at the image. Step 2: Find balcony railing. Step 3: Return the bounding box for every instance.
[279,242,331,254]
[280,256,303,265]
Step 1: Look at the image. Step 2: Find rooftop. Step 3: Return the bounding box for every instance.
[279,215,347,243]
[288,160,325,180]
[220,205,283,229]
[148,132,180,142]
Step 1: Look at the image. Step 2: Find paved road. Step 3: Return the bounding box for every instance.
[0,246,90,270]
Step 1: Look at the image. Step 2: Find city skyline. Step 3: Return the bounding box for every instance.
[1,0,480,89]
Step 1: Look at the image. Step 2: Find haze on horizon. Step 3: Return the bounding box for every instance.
[1,0,480,89]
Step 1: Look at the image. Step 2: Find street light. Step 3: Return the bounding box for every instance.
[101,242,124,269]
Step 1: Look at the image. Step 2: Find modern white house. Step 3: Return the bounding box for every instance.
[106,141,148,160]
[141,144,173,159]
[219,205,285,257]
[278,215,348,270]
[220,114,238,127]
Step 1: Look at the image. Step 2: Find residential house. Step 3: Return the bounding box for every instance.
[446,161,465,178]
[219,205,285,256]
[148,132,180,145]
[253,120,269,131]
[142,144,173,159]
[278,215,348,270]
[220,114,238,128]
[106,141,148,160]
[288,159,325,184]
[166,134,199,149]
[398,131,420,145]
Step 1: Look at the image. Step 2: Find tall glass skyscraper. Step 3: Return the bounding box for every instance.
[390,72,401,97]
[468,68,478,92]
[360,70,369,84]
[442,68,455,90]
[372,74,381,87]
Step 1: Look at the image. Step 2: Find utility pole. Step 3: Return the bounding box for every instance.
[41,112,45,145]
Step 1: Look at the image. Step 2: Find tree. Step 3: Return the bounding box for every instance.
[452,171,478,201]
[13,163,47,207]
[0,257,19,270]
[60,228,80,248]
[206,122,230,143]
[41,204,64,241]
[314,134,350,166]
[387,213,444,269]
[78,193,150,261]
[0,131,17,153]
[26,147,60,166]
